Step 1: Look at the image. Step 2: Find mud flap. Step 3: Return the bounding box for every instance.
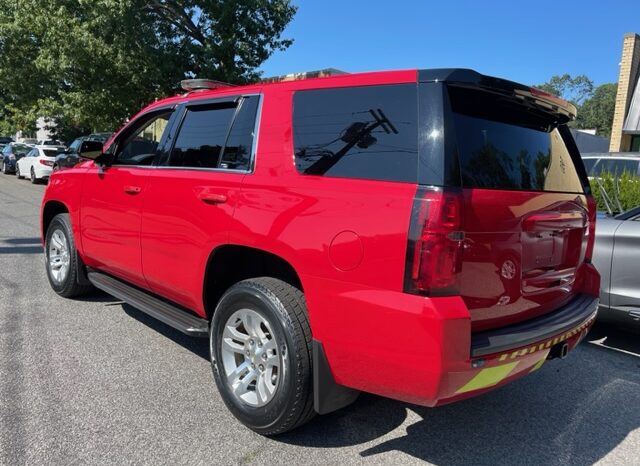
[313,339,360,415]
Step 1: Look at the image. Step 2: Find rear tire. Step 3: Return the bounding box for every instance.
[45,213,93,298]
[210,277,314,435]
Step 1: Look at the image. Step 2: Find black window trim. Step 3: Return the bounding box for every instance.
[155,93,263,174]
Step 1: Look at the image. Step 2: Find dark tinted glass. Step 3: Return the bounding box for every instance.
[169,104,236,168]
[219,97,259,170]
[449,86,584,193]
[592,158,640,176]
[293,84,418,182]
[582,158,597,173]
[43,149,59,157]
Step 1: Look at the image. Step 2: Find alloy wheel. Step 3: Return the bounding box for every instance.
[48,229,70,284]
[220,308,284,407]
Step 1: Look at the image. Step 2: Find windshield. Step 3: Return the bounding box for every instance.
[13,144,30,155]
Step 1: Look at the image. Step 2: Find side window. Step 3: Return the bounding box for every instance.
[114,111,173,166]
[293,84,418,182]
[218,96,259,170]
[168,104,236,168]
[68,139,81,154]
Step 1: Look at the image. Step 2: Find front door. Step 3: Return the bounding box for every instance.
[80,108,175,288]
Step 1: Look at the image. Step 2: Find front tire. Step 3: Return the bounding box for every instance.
[30,167,37,184]
[45,213,93,297]
[15,164,21,178]
[210,277,314,435]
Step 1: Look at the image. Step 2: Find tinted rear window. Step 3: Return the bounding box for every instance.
[293,84,418,182]
[449,86,585,193]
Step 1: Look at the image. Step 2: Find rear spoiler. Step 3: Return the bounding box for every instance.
[419,68,577,122]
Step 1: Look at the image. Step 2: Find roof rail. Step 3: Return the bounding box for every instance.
[262,68,348,83]
[180,79,235,93]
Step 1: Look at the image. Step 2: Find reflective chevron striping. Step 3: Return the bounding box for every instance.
[455,362,519,394]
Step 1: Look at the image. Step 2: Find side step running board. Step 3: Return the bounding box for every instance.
[87,271,209,337]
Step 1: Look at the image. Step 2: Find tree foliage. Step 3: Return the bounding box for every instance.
[534,74,617,137]
[0,0,296,139]
[577,83,618,137]
[591,171,640,214]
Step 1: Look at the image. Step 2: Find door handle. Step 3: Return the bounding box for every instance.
[198,193,228,205]
[124,185,142,195]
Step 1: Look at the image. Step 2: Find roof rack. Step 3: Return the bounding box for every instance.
[262,68,348,83]
[180,79,235,93]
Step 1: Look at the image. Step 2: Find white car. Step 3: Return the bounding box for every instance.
[16,146,60,183]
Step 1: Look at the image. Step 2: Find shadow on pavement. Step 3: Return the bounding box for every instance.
[277,329,640,465]
[81,291,640,465]
[122,303,210,361]
[0,236,43,254]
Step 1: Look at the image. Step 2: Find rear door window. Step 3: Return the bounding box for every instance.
[293,84,418,182]
[448,86,585,193]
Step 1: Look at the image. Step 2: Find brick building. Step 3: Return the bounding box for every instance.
[610,33,640,152]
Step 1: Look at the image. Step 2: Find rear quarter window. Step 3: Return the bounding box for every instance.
[293,84,418,182]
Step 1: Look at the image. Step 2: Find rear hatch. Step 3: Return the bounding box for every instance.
[446,83,591,331]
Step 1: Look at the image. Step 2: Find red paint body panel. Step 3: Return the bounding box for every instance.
[460,188,590,331]
[140,169,245,314]
[79,166,150,289]
[40,68,600,410]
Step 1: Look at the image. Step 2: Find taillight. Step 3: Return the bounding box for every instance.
[404,186,464,296]
[39,159,54,166]
[584,195,597,262]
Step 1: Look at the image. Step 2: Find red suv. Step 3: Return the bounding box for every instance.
[41,69,600,435]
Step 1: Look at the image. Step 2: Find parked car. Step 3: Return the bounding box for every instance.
[41,69,599,435]
[582,153,640,177]
[53,133,111,171]
[18,138,38,146]
[0,136,14,144]
[1,143,31,174]
[37,139,64,147]
[592,205,640,328]
[16,146,61,183]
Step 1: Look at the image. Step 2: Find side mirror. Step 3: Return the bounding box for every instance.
[78,140,104,161]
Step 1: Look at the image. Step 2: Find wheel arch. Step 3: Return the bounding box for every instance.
[202,244,303,320]
[42,200,70,240]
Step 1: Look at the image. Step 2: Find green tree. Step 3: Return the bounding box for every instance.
[534,74,594,106]
[0,0,296,140]
[535,74,617,137]
[577,83,618,137]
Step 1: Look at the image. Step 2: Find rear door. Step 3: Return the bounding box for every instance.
[443,85,592,331]
[140,94,260,314]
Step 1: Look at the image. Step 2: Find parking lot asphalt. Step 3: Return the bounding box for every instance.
[0,174,639,465]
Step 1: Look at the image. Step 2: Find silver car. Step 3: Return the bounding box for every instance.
[592,206,640,327]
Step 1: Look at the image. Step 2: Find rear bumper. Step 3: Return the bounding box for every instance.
[305,275,598,409]
[471,294,598,357]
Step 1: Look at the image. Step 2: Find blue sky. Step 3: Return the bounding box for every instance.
[260,0,640,87]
